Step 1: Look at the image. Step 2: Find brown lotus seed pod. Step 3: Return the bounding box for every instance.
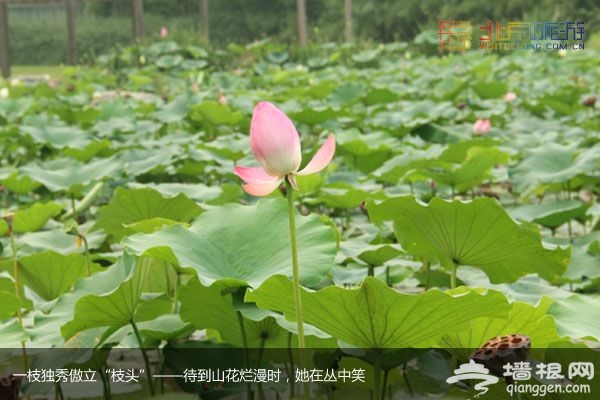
[0,374,22,400]
[583,96,596,107]
[471,334,531,384]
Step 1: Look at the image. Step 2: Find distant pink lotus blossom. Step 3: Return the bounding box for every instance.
[160,26,169,38]
[504,92,517,102]
[235,102,335,196]
[218,93,228,105]
[473,118,491,135]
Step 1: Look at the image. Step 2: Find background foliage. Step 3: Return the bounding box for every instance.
[6,0,600,65]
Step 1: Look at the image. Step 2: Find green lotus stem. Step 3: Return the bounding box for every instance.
[10,231,29,371]
[381,369,389,400]
[237,310,253,400]
[285,179,310,400]
[257,335,267,400]
[373,352,382,400]
[402,362,414,397]
[70,195,76,219]
[287,332,295,398]
[367,265,374,277]
[385,265,391,287]
[171,270,180,314]
[61,182,104,221]
[82,235,91,277]
[450,263,457,289]
[130,320,155,396]
[422,259,431,289]
[99,364,112,400]
[55,381,64,400]
[157,349,166,394]
[568,220,573,241]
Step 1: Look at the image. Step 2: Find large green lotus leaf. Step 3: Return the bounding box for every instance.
[458,268,573,305]
[130,182,222,203]
[423,139,509,190]
[0,291,23,319]
[412,122,464,143]
[148,40,180,54]
[290,106,338,125]
[329,82,365,104]
[202,133,248,161]
[509,200,589,228]
[20,157,121,193]
[94,187,202,242]
[61,254,165,340]
[123,217,185,235]
[472,80,508,99]
[441,297,560,360]
[543,233,600,283]
[18,251,96,301]
[115,148,174,177]
[21,115,91,149]
[0,320,28,348]
[155,54,183,69]
[93,116,136,136]
[11,202,63,233]
[15,222,106,256]
[98,299,187,345]
[509,142,598,195]
[338,237,404,267]
[352,48,381,63]
[424,146,509,192]
[433,76,467,101]
[0,171,42,194]
[123,198,336,288]
[63,139,112,162]
[363,87,400,105]
[549,294,600,342]
[317,183,372,209]
[336,129,395,157]
[246,275,509,349]
[368,101,456,133]
[335,130,393,173]
[154,96,190,123]
[137,314,192,341]
[372,145,444,184]
[430,139,499,164]
[27,253,141,346]
[367,196,569,284]
[179,278,330,348]
[0,98,33,122]
[189,100,243,126]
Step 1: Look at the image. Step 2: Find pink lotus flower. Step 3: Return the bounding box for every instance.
[235,102,335,196]
[160,26,169,38]
[473,118,491,135]
[504,92,517,102]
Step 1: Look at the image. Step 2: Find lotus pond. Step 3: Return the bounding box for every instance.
[0,41,599,399]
